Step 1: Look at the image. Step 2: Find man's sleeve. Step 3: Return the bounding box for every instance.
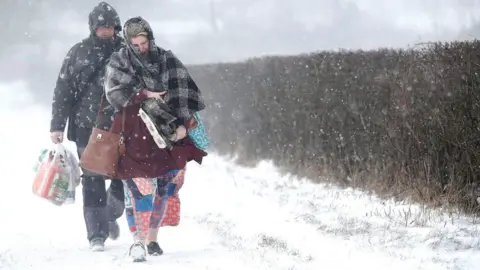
[50,44,80,132]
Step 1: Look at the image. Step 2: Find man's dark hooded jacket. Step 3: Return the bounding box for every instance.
[50,2,125,145]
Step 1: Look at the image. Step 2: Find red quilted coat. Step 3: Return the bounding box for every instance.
[109,93,207,180]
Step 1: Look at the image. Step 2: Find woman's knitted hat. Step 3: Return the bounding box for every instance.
[125,22,148,38]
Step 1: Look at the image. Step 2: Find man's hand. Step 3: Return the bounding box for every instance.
[142,89,167,100]
[50,131,64,144]
[174,125,187,141]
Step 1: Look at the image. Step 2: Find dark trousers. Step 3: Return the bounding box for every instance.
[75,127,125,242]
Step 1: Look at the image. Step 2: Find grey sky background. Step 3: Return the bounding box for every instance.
[1,0,480,102]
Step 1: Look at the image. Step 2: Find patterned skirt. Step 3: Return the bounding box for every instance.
[123,168,185,242]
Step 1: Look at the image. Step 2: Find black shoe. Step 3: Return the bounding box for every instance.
[108,221,120,240]
[147,241,163,256]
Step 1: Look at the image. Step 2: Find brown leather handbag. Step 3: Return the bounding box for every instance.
[79,95,126,178]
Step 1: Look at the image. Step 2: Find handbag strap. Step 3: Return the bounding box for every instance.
[95,94,126,132]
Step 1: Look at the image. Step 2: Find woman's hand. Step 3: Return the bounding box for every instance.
[174,125,187,141]
[142,89,166,99]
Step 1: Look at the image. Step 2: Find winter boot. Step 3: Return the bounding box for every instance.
[138,98,177,150]
[129,242,147,262]
[147,241,163,256]
[90,237,105,252]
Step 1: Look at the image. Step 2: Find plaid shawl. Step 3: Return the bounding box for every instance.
[104,17,205,121]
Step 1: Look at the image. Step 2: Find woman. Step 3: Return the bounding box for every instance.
[103,16,207,262]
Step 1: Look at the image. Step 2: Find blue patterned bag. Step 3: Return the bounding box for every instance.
[188,112,210,150]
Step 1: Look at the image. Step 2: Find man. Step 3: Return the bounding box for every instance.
[49,2,125,251]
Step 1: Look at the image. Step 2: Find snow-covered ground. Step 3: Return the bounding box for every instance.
[1,81,480,269]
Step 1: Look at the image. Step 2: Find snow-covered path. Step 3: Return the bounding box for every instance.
[1,81,480,270]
